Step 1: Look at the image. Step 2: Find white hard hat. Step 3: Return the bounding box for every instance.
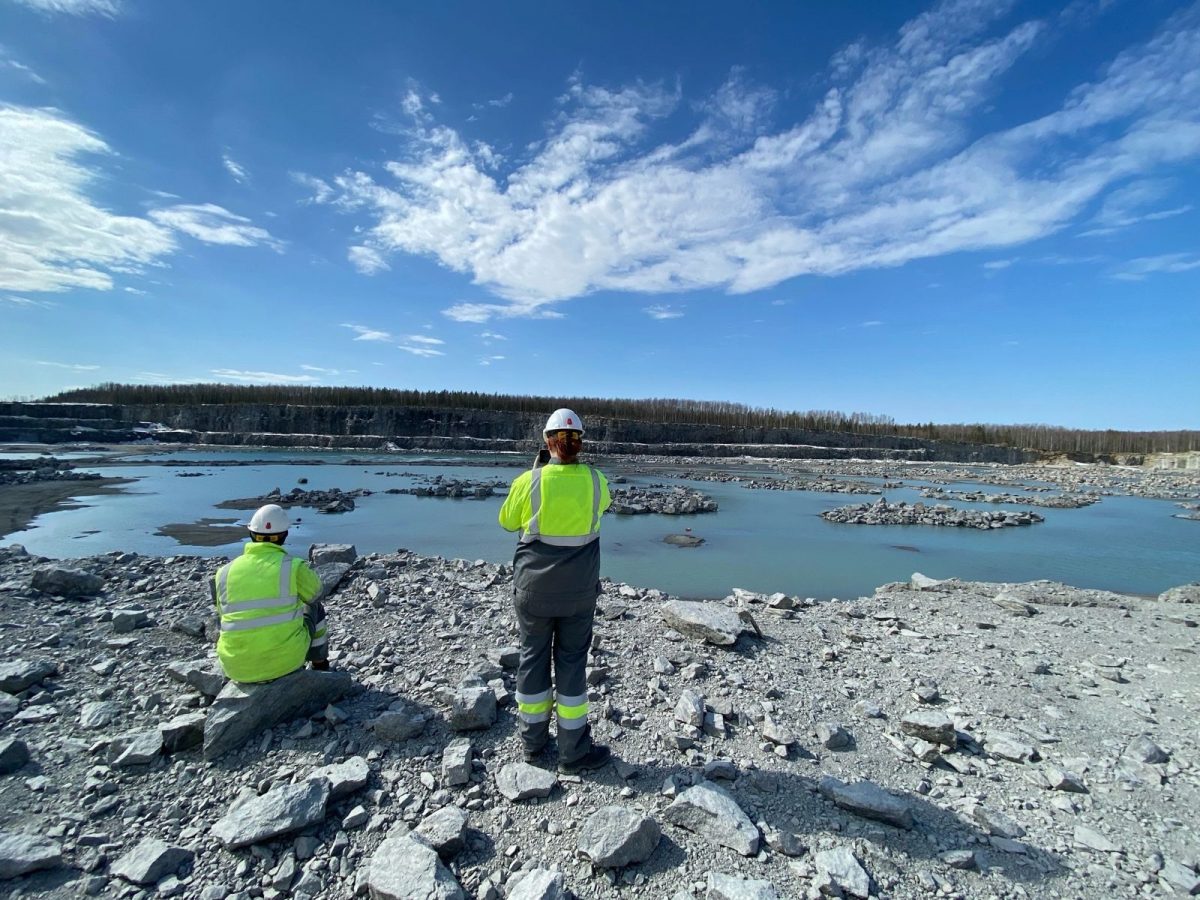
[248,504,290,534]
[544,408,584,435]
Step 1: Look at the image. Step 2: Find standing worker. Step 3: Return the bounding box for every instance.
[211,503,330,683]
[499,408,613,774]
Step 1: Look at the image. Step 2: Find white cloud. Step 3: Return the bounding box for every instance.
[2,294,55,308]
[10,0,118,15]
[402,334,444,345]
[479,355,506,366]
[480,331,507,342]
[341,323,392,341]
[644,304,684,319]
[148,203,281,250]
[317,1,1200,318]
[983,258,1015,269]
[1080,178,1192,236]
[291,172,334,204]
[211,368,319,384]
[348,245,390,274]
[3,53,47,84]
[1111,252,1200,281]
[442,302,564,324]
[36,360,99,370]
[861,320,883,327]
[300,365,356,376]
[0,105,177,293]
[122,286,147,295]
[223,154,249,184]
[399,345,445,357]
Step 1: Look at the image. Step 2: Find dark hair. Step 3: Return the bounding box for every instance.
[546,431,582,463]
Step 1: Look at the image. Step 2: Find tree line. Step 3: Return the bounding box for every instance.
[44,383,1198,455]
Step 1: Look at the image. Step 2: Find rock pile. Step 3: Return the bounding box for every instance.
[919,487,1101,508]
[0,540,1196,899]
[218,486,369,514]
[609,486,718,516]
[822,497,1044,528]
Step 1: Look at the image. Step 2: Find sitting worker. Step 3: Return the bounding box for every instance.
[499,408,612,775]
[211,503,329,682]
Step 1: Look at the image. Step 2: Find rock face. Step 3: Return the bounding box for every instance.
[817,776,914,829]
[0,831,62,879]
[111,838,194,885]
[366,829,463,900]
[664,781,760,856]
[203,668,353,759]
[211,780,330,849]
[30,566,103,597]
[660,600,747,646]
[577,806,661,867]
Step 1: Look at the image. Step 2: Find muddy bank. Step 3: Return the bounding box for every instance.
[0,477,135,535]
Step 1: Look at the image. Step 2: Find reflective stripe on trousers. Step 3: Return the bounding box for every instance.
[556,691,589,730]
[516,688,553,723]
[519,466,602,546]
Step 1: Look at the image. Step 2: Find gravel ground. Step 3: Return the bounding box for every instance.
[0,533,1197,900]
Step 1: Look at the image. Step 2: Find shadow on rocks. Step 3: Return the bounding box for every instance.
[594,753,1067,892]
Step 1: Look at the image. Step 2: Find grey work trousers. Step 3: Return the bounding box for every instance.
[303,600,329,663]
[514,599,595,764]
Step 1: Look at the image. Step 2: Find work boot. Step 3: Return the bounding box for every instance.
[310,659,330,672]
[558,743,610,775]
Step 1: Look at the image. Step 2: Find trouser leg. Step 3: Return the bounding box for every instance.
[514,604,553,752]
[554,606,595,764]
[304,601,329,663]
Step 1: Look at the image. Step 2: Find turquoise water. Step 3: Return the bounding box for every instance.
[2,450,1196,599]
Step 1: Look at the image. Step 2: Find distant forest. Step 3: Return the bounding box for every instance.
[47,383,1199,455]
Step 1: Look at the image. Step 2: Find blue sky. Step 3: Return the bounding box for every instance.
[0,0,1197,430]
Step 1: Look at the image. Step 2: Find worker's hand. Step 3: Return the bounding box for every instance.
[533,448,551,469]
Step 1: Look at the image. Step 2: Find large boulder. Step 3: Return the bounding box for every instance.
[165,659,227,697]
[663,781,759,856]
[308,756,369,799]
[0,738,30,775]
[31,566,103,597]
[0,831,62,879]
[110,838,194,885]
[309,543,357,566]
[817,776,914,829]
[495,762,556,801]
[577,806,660,867]
[203,669,353,759]
[660,600,747,646]
[899,709,957,747]
[415,806,468,859]
[366,829,463,900]
[211,780,330,849]
[1159,583,1200,604]
[0,659,57,694]
[448,685,496,731]
[507,869,566,900]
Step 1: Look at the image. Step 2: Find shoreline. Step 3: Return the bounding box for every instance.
[0,477,135,536]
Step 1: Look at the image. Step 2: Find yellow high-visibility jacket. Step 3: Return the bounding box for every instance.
[499,462,611,546]
[212,542,321,684]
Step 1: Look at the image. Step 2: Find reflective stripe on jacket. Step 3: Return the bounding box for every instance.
[498,462,612,546]
[213,542,321,684]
